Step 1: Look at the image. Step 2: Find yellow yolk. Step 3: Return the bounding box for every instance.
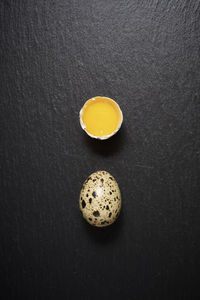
[81,97,121,137]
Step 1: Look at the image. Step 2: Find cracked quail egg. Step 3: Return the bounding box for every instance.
[79,170,121,227]
[79,96,123,140]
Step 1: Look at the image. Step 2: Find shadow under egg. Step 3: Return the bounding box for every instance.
[82,126,126,157]
[82,209,124,244]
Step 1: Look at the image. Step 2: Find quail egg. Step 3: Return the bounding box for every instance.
[79,96,123,140]
[79,170,121,227]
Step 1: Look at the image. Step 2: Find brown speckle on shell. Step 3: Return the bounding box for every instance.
[92,191,97,198]
[93,211,100,217]
[81,200,86,208]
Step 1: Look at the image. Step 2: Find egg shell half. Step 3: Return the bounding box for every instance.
[79,96,123,140]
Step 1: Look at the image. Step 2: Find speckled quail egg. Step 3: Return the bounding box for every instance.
[79,170,121,227]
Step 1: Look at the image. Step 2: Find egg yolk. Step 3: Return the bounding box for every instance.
[82,97,121,137]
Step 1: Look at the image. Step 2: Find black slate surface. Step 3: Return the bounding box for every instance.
[1,1,200,299]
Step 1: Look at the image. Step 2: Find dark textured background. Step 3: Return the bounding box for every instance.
[1,0,200,299]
